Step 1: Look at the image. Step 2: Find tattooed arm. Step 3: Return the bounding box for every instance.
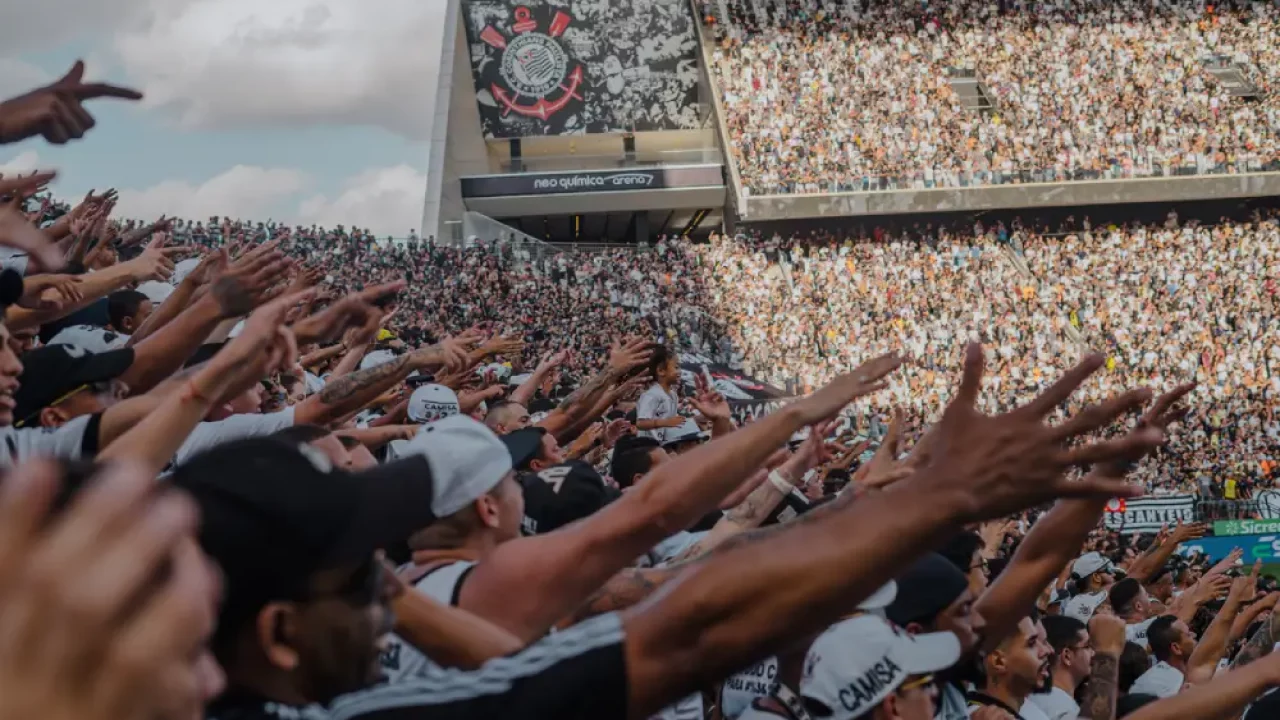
[293,353,415,427]
[1079,615,1125,720]
[666,455,800,565]
[559,566,680,627]
[562,454,842,626]
[556,365,621,415]
[1231,598,1280,668]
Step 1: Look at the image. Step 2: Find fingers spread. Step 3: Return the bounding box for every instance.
[1022,353,1105,417]
[1053,387,1153,440]
[1055,427,1165,468]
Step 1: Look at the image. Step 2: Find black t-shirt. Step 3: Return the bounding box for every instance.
[211,614,629,720]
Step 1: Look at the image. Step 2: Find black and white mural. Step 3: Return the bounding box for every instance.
[462,0,702,138]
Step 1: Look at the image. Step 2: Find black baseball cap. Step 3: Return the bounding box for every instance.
[14,344,136,425]
[170,437,437,632]
[886,553,971,627]
[501,427,546,471]
[520,460,620,535]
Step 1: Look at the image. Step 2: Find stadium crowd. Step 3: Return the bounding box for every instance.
[706,0,1280,195]
[7,59,1280,720]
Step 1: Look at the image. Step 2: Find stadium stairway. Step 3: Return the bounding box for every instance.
[689,0,749,218]
[998,242,1088,348]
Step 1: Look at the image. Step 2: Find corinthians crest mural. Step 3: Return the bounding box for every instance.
[463,0,702,138]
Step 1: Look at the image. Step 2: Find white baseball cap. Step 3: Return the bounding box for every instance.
[171,257,201,286]
[359,349,397,371]
[135,280,174,305]
[1061,591,1108,622]
[47,325,129,354]
[397,415,514,517]
[407,384,460,424]
[1071,552,1115,579]
[802,614,960,720]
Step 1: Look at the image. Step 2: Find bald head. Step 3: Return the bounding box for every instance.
[485,400,531,434]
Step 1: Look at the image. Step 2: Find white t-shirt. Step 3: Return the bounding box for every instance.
[1127,617,1156,646]
[1026,686,1080,720]
[1130,661,1184,698]
[720,657,780,719]
[0,414,95,467]
[636,384,678,443]
[172,408,296,466]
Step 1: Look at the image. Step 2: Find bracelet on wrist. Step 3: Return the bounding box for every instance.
[768,469,795,494]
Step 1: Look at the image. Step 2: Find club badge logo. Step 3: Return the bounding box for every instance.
[479,6,585,121]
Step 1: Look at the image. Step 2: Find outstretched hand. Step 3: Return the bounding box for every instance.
[0,171,64,270]
[791,352,903,424]
[909,343,1162,522]
[0,61,143,145]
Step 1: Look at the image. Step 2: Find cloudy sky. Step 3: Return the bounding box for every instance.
[0,0,448,237]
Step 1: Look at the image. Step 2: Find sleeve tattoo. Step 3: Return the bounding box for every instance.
[1231,608,1280,668]
[557,366,620,411]
[318,354,412,406]
[568,567,674,623]
[1079,652,1119,720]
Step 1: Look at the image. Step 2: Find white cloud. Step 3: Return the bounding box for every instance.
[0,0,154,55]
[114,0,446,140]
[114,164,309,221]
[0,150,42,175]
[296,164,426,236]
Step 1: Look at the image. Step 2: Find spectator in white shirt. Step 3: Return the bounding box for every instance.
[1130,616,1194,698]
[635,344,686,443]
[1026,616,1091,720]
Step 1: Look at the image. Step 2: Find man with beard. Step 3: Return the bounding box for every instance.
[968,615,1054,720]
[1026,614,1126,720]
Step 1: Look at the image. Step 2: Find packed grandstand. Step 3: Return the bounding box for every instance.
[704,0,1280,194]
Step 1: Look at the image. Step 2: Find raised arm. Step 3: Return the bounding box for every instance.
[509,350,565,407]
[620,347,1163,718]
[1187,569,1257,676]
[293,341,463,428]
[128,250,223,345]
[1128,521,1208,583]
[3,248,178,330]
[978,384,1193,650]
[1078,613,1126,720]
[453,354,905,643]
[99,291,309,474]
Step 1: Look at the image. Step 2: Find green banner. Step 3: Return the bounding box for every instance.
[1214,519,1280,536]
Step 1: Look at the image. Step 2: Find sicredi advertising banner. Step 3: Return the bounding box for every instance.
[1179,534,1280,563]
[1215,519,1280,536]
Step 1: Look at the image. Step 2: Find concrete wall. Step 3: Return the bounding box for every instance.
[424,0,491,244]
[740,172,1280,221]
